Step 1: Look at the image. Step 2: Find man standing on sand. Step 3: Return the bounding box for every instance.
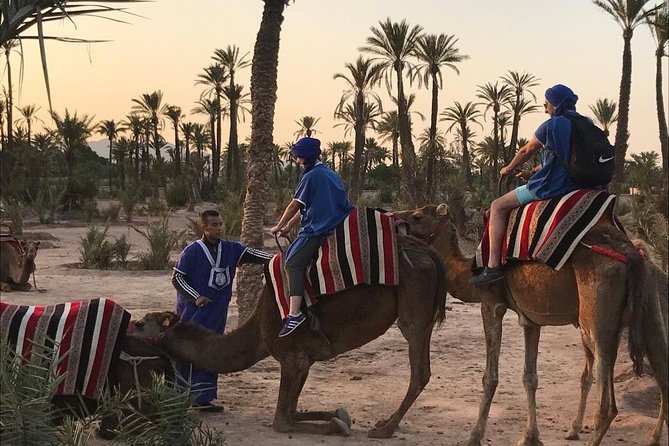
[171,209,273,411]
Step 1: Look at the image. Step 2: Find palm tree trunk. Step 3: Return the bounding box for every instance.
[396,67,416,204]
[108,139,113,192]
[26,121,31,145]
[153,119,160,160]
[655,48,668,181]
[184,133,190,165]
[507,95,521,163]
[612,32,633,191]
[228,98,240,191]
[237,0,286,324]
[134,137,140,181]
[174,127,181,176]
[5,50,13,151]
[427,73,439,202]
[213,93,222,189]
[492,108,500,178]
[461,125,473,187]
[392,135,399,167]
[351,94,365,201]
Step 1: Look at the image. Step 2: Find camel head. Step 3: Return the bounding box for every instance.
[20,240,40,262]
[132,311,180,337]
[394,204,452,244]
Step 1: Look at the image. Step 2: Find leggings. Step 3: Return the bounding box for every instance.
[285,236,322,297]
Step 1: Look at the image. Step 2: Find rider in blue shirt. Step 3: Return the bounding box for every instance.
[270,137,353,336]
[470,84,586,286]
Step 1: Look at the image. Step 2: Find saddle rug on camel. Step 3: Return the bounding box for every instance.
[266,208,400,319]
[475,189,618,271]
[0,297,130,399]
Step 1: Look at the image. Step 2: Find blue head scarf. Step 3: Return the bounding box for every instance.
[291,137,321,172]
[545,84,578,116]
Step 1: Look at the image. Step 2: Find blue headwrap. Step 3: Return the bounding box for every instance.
[291,137,321,172]
[545,84,578,116]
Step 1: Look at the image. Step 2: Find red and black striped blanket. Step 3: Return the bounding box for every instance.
[266,208,400,319]
[475,189,618,271]
[0,298,130,399]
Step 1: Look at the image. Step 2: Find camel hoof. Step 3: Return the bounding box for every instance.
[517,438,543,446]
[565,430,580,440]
[331,417,351,437]
[368,423,394,438]
[334,407,351,428]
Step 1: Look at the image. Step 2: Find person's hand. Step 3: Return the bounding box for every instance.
[195,296,211,308]
[500,165,513,176]
[515,169,533,182]
[270,225,282,235]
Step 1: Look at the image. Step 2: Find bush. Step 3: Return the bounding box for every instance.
[132,216,184,270]
[79,226,116,269]
[29,182,67,224]
[218,193,244,238]
[0,197,25,235]
[114,234,132,267]
[147,195,167,216]
[82,199,99,223]
[119,187,141,222]
[165,176,190,208]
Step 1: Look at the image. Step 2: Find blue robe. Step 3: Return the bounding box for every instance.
[173,239,246,403]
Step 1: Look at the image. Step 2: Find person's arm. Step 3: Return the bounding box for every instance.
[270,199,302,236]
[172,270,199,302]
[500,137,543,175]
[239,247,274,265]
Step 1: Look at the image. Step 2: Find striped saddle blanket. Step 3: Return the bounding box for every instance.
[475,189,617,271]
[266,208,401,319]
[0,297,130,399]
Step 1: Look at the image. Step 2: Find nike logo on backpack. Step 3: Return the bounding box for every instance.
[598,155,614,163]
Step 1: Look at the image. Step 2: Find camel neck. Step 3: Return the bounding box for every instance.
[432,232,481,304]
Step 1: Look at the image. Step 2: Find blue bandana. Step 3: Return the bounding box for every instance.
[545,84,578,116]
[291,137,321,173]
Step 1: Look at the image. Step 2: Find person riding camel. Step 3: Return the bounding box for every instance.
[470,83,605,286]
[270,137,353,337]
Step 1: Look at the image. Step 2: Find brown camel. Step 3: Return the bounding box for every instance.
[394,204,668,446]
[0,240,39,291]
[133,234,446,438]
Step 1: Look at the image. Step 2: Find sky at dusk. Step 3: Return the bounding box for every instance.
[11,0,667,159]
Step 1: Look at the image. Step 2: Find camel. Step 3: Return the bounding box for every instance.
[393,204,668,446]
[0,240,39,291]
[133,234,446,438]
[52,332,174,439]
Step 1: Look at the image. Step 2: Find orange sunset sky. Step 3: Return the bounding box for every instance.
[10,0,668,159]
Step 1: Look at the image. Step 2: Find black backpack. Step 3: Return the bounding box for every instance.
[552,113,615,187]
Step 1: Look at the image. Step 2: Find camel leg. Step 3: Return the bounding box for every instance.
[465,300,507,446]
[566,336,594,441]
[272,356,350,436]
[517,324,543,446]
[0,282,11,292]
[289,372,351,427]
[642,290,669,446]
[368,325,433,438]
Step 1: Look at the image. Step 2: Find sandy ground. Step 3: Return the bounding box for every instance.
[1,208,666,446]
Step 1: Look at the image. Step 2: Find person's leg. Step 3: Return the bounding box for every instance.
[280,237,322,336]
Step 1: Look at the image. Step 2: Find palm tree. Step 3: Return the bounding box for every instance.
[131,90,166,161]
[440,101,483,187]
[293,115,321,139]
[164,105,183,176]
[476,82,513,178]
[17,104,42,145]
[180,122,194,165]
[626,151,662,194]
[196,64,228,188]
[113,136,131,190]
[647,3,668,179]
[333,56,384,200]
[593,0,661,189]
[376,111,400,167]
[237,0,291,323]
[588,98,619,136]
[360,18,423,204]
[222,83,251,190]
[96,119,124,192]
[214,45,251,189]
[50,109,93,207]
[124,113,144,179]
[411,33,468,201]
[192,97,221,190]
[501,70,539,159]
[2,40,18,150]
[0,99,5,146]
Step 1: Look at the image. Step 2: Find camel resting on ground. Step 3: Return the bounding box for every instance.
[394,204,668,446]
[133,234,446,438]
[0,240,39,291]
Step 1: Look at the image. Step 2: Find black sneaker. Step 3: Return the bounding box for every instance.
[469,266,504,286]
[195,402,224,413]
[278,313,306,337]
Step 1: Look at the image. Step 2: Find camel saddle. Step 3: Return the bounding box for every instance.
[0,222,22,255]
[0,297,130,399]
[475,189,621,271]
[266,207,401,319]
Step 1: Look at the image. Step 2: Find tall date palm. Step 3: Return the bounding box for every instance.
[647,4,668,179]
[96,119,124,192]
[132,90,166,161]
[588,98,619,136]
[476,82,513,178]
[440,101,482,187]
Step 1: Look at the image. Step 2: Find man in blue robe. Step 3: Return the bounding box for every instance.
[172,209,273,411]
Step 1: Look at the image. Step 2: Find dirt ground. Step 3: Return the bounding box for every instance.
[1,208,666,446]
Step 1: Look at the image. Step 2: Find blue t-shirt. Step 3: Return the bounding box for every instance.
[527,111,582,199]
[294,162,353,237]
[174,239,246,315]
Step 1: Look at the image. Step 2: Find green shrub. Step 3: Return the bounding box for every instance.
[79,226,115,269]
[218,193,244,238]
[119,187,141,222]
[114,234,132,267]
[132,216,184,270]
[147,195,167,216]
[82,199,99,223]
[165,176,190,208]
[29,183,67,224]
[0,197,25,235]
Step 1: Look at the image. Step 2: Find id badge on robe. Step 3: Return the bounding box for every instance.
[197,240,231,291]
